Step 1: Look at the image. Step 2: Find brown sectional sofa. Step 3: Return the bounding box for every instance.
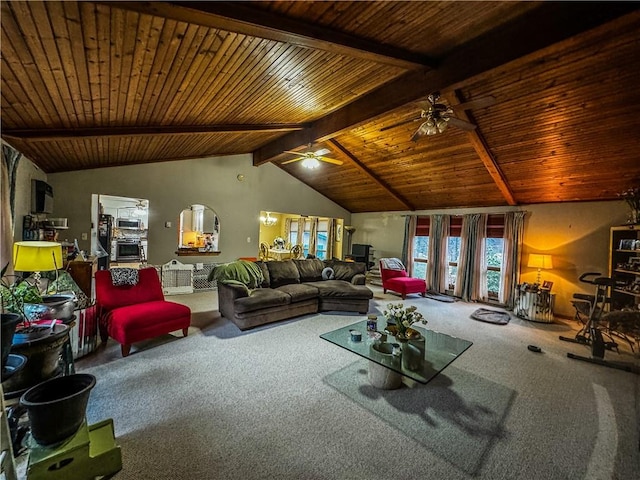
[217,259,373,330]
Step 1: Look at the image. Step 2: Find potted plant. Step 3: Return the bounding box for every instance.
[1,263,70,395]
[1,263,42,336]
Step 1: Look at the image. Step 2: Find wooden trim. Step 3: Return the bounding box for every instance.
[3,124,305,141]
[102,1,435,70]
[450,90,517,206]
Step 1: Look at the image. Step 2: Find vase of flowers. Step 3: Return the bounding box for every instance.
[619,187,640,224]
[383,303,427,341]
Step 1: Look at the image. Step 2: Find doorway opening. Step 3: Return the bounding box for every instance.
[90,194,149,270]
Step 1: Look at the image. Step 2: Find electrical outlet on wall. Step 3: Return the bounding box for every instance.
[81,233,88,240]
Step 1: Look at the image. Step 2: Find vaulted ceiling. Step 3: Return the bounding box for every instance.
[2,1,639,212]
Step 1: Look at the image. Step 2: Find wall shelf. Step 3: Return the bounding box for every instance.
[613,288,640,298]
[610,225,640,310]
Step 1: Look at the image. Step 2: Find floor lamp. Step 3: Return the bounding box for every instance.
[13,241,63,292]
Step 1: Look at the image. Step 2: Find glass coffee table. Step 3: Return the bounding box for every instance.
[321,320,472,389]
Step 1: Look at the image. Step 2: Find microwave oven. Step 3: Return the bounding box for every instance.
[116,218,142,230]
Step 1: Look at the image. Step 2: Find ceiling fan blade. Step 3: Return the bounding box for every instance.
[314,148,331,156]
[447,116,477,131]
[283,150,305,156]
[281,157,304,165]
[410,121,429,142]
[318,157,343,166]
[380,116,421,132]
[452,95,496,111]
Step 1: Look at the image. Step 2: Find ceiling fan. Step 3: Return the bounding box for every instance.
[281,144,343,169]
[380,92,495,142]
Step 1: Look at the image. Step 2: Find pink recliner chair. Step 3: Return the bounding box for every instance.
[96,267,191,357]
[379,258,427,299]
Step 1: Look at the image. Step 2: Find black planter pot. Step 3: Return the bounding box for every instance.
[1,313,22,368]
[20,373,96,446]
[3,323,69,396]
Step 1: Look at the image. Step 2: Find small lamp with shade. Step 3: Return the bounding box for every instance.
[527,253,553,285]
[13,241,63,292]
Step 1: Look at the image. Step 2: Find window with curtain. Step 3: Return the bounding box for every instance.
[315,220,329,260]
[289,220,310,255]
[447,217,463,291]
[413,216,430,279]
[485,214,506,301]
[288,222,298,247]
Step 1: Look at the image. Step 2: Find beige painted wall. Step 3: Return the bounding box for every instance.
[351,202,627,318]
[10,154,48,240]
[42,154,350,265]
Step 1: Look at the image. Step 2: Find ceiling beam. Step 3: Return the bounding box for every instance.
[1,124,305,141]
[328,139,414,211]
[103,1,434,70]
[254,3,640,166]
[449,91,517,206]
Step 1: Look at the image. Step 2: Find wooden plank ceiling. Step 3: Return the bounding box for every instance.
[2,1,639,212]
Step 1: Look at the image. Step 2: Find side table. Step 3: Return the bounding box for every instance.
[515,288,555,323]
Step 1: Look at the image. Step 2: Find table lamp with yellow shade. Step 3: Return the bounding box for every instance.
[13,241,63,291]
[527,253,553,285]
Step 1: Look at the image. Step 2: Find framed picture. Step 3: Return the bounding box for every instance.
[541,280,553,291]
[336,225,342,242]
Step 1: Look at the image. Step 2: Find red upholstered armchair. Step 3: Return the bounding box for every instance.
[379,258,427,299]
[95,267,191,357]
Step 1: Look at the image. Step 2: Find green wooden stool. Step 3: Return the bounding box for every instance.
[26,419,121,480]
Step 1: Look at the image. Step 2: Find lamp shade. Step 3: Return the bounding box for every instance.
[13,241,63,272]
[527,253,553,270]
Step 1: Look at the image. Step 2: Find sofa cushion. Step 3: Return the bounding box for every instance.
[293,259,324,282]
[254,261,271,288]
[324,260,366,281]
[266,260,300,288]
[234,288,291,314]
[305,280,373,299]
[276,283,319,303]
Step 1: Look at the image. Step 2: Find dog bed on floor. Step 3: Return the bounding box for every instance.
[470,308,511,325]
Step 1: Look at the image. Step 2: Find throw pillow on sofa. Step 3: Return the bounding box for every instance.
[293,258,324,282]
[322,267,335,280]
[253,261,271,288]
[266,260,300,288]
[324,260,366,281]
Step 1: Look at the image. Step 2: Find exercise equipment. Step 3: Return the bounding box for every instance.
[560,272,639,373]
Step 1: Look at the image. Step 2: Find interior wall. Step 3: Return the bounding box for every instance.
[11,155,48,241]
[45,154,350,266]
[351,201,627,318]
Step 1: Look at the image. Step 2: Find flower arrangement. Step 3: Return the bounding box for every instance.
[619,187,640,223]
[383,303,427,338]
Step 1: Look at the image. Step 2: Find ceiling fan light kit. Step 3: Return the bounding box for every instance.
[281,145,343,168]
[383,91,493,141]
[302,157,321,169]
